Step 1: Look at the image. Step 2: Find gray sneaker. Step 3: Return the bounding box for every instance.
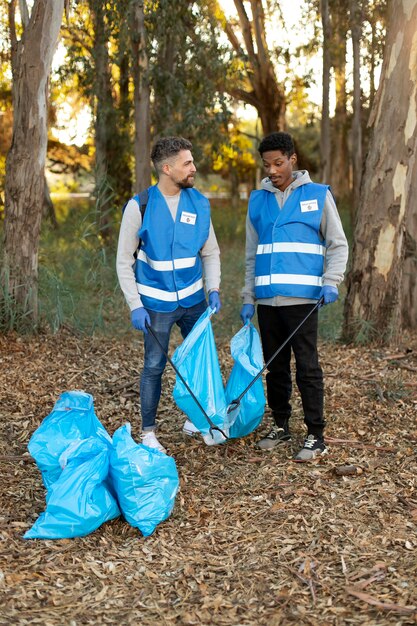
[294,435,328,462]
[257,426,291,450]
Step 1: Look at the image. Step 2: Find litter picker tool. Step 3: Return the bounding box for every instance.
[227,297,324,415]
[145,322,228,440]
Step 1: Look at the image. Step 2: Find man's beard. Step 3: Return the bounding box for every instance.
[176,175,195,189]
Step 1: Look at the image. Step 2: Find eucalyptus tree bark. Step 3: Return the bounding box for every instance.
[369,17,377,110]
[90,0,114,237]
[217,0,286,133]
[130,0,151,192]
[320,0,331,183]
[329,1,350,200]
[401,151,417,329]
[3,0,68,323]
[350,0,363,211]
[343,0,417,345]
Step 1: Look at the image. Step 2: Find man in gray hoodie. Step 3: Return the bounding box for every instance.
[240,132,348,461]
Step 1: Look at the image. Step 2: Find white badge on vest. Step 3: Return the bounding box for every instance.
[180,211,197,225]
[300,199,319,212]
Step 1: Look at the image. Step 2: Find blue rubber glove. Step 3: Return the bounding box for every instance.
[320,285,339,305]
[240,304,255,324]
[131,307,151,333]
[208,291,221,313]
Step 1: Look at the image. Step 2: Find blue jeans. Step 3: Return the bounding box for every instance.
[140,300,207,431]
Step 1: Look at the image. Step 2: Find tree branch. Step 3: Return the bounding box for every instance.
[228,86,261,109]
[62,25,94,56]
[233,0,258,68]
[224,21,245,57]
[18,0,29,28]
[8,0,17,48]
[250,0,268,69]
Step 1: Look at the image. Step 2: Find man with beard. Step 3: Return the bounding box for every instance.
[117,137,221,453]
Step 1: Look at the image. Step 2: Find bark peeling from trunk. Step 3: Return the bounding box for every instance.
[3,1,66,323]
[343,0,417,345]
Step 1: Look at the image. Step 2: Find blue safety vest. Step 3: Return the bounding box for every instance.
[135,185,210,312]
[249,183,328,300]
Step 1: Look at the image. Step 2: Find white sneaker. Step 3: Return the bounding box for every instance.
[182,419,200,436]
[140,431,167,454]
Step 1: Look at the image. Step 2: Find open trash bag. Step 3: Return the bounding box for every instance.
[172,308,265,444]
[172,308,228,445]
[225,322,265,439]
[28,390,111,489]
[24,437,120,540]
[109,424,179,537]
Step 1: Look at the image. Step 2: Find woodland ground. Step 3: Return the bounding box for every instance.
[0,326,416,625]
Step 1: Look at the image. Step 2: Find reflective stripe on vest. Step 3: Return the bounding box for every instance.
[255,274,323,287]
[137,277,204,302]
[256,242,325,256]
[249,183,328,300]
[135,185,210,312]
[137,249,197,271]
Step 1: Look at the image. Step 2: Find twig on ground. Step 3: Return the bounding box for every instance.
[326,437,395,452]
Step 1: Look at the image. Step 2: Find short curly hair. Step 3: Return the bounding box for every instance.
[258,132,295,158]
[151,137,193,172]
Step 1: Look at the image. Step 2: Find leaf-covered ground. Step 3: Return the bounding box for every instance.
[0,329,416,625]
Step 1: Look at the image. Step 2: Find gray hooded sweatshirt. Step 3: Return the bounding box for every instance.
[241,170,349,307]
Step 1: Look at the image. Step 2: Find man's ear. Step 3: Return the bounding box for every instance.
[290,153,297,167]
[161,162,171,176]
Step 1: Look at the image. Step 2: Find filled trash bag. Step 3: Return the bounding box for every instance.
[28,391,112,489]
[24,437,120,540]
[172,308,227,445]
[109,424,179,537]
[225,322,265,439]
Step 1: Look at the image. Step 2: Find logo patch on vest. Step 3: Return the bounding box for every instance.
[180,211,197,225]
[300,199,319,213]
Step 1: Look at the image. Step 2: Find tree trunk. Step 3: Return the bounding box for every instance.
[320,0,331,183]
[219,0,287,134]
[329,2,350,200]
[343,0,417,345]
[91,0,114,238]
[401,150,417,329]
[350,0,363,212]
[3,0,66,323]
[369,19,376,111]
[43,175,58,229]
[130,0,151,192]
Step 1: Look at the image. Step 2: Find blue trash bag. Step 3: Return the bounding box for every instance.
[109,424,179,537]
[225,322,265,439]
[28,391,112,489]
[24,437,120,540]
[172,307,227,445]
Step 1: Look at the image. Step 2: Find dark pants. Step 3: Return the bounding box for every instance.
[257,304,325,438]
[140,300,207,430]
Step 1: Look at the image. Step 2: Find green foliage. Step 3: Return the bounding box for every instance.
[211,129,256,183]
[343,316,379,345]
[318,287,346,342]
[0,267,36,334]
[37,197,125,335]
[148,0,231,163]
[209,199,246,341]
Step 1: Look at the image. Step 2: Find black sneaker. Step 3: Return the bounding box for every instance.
[257,426,291,450]
[294,434,328,462]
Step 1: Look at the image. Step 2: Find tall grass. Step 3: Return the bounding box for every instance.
[0,267,36,334]
[38,196,126,335]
